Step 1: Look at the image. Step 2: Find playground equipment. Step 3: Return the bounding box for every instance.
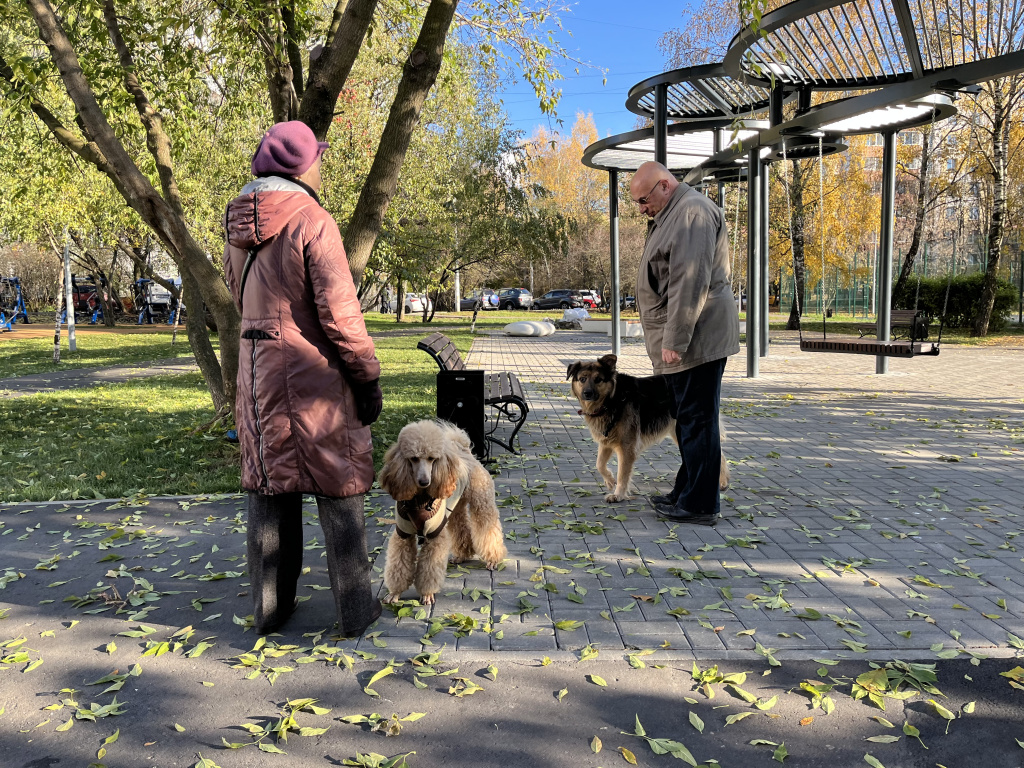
[134,277,182,324]
[0,277,29,331]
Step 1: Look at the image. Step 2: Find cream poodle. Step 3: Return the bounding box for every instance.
[378,420,507,605]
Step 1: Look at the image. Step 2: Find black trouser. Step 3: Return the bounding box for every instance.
[665,358,726,516]
[246,492,377,633]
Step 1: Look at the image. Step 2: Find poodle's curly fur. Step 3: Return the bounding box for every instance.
[378,420,507,605]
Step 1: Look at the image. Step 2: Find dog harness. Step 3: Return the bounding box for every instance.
[395,473,468,544]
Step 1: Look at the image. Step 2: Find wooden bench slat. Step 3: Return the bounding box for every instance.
[856,309,931,341]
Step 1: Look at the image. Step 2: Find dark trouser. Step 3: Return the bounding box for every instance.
[247,492,377,634]
[665,358,726,516]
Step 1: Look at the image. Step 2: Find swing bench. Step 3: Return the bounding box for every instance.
[782,134,950,360]
[797,274,948,358]
[799,335,940,357]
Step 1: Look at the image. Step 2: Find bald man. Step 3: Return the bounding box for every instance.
[630,162,739,525]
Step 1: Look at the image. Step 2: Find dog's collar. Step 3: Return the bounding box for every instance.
[577,405,621,437]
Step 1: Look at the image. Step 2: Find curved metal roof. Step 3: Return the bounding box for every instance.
[581,119,768,173]
[725,0,1024,89]
[625,63,776,120]
[682,93,957,184]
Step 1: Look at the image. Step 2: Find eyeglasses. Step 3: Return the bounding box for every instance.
[632,179,663,206]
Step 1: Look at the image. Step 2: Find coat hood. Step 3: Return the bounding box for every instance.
[225,176,320,251]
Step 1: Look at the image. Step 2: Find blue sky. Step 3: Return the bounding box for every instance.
[495,2,689,141]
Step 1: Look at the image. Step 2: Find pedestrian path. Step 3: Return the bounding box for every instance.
[1,332,1022,664]
[0,357,198,397]
[356,331,1024,659]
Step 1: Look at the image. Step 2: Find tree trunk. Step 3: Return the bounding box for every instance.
[395,282,405,322]
[786,159,807,330]
[343,0,460,287]
[180,268,229,411]
[894,130,931,302]
[25,0,240,411]
[299,0,380,140]
[260,5,301,122]
[973,87,1009,337]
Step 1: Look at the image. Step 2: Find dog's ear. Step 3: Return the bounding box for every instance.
[566,361,582,381]
[598,354,618,372]
[379,441,416,501]
[432,434,462,500]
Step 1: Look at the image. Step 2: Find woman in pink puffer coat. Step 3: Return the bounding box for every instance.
[223,121,383,636]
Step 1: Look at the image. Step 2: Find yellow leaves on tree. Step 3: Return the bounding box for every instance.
[524,113,606,226]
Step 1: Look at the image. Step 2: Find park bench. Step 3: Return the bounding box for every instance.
[857,309,931,341]
[417,332,529,459]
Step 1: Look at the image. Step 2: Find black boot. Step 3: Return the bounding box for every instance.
[653,501,719,526]
[317,494,382,636]
[247,492,304,634]
[649,493,677,506]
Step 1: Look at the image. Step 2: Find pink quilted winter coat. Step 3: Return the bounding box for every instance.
[223,176,380,498]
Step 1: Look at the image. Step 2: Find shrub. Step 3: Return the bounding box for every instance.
[893,272,1017,331]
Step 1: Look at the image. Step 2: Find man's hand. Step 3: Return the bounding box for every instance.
[662,348,681,365]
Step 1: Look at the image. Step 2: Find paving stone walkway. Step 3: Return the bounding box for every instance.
[358,331,1024,660]
[1,331,1022,666]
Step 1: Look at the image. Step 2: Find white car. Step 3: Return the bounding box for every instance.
[404,293,434,314]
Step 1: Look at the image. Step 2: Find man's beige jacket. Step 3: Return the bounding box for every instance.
[636,182,740,375]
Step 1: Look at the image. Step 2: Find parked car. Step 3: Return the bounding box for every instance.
[404,293,434,314]
[620,295,637,311]
[534,289,585,310]
[459,289,499,311]
[497,288,533,310]
[577,289,603,309]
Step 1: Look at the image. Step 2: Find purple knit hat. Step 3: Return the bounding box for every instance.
[251,121,329,177]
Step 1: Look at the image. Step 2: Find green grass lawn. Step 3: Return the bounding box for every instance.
[0,330,197,379]
[0,328,476,502]
[0,373,238,502]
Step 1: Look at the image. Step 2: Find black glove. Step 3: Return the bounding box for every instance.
[354,379,383,426]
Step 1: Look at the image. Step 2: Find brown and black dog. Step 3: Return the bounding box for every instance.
[567,354,729,502]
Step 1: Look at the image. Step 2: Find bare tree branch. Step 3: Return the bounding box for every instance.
[116,236,181,299]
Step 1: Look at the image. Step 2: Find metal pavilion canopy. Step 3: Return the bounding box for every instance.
[581,121,765,173]
[580,0,1024,373]
[725,0,1024,89]
[625,63,776,120]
